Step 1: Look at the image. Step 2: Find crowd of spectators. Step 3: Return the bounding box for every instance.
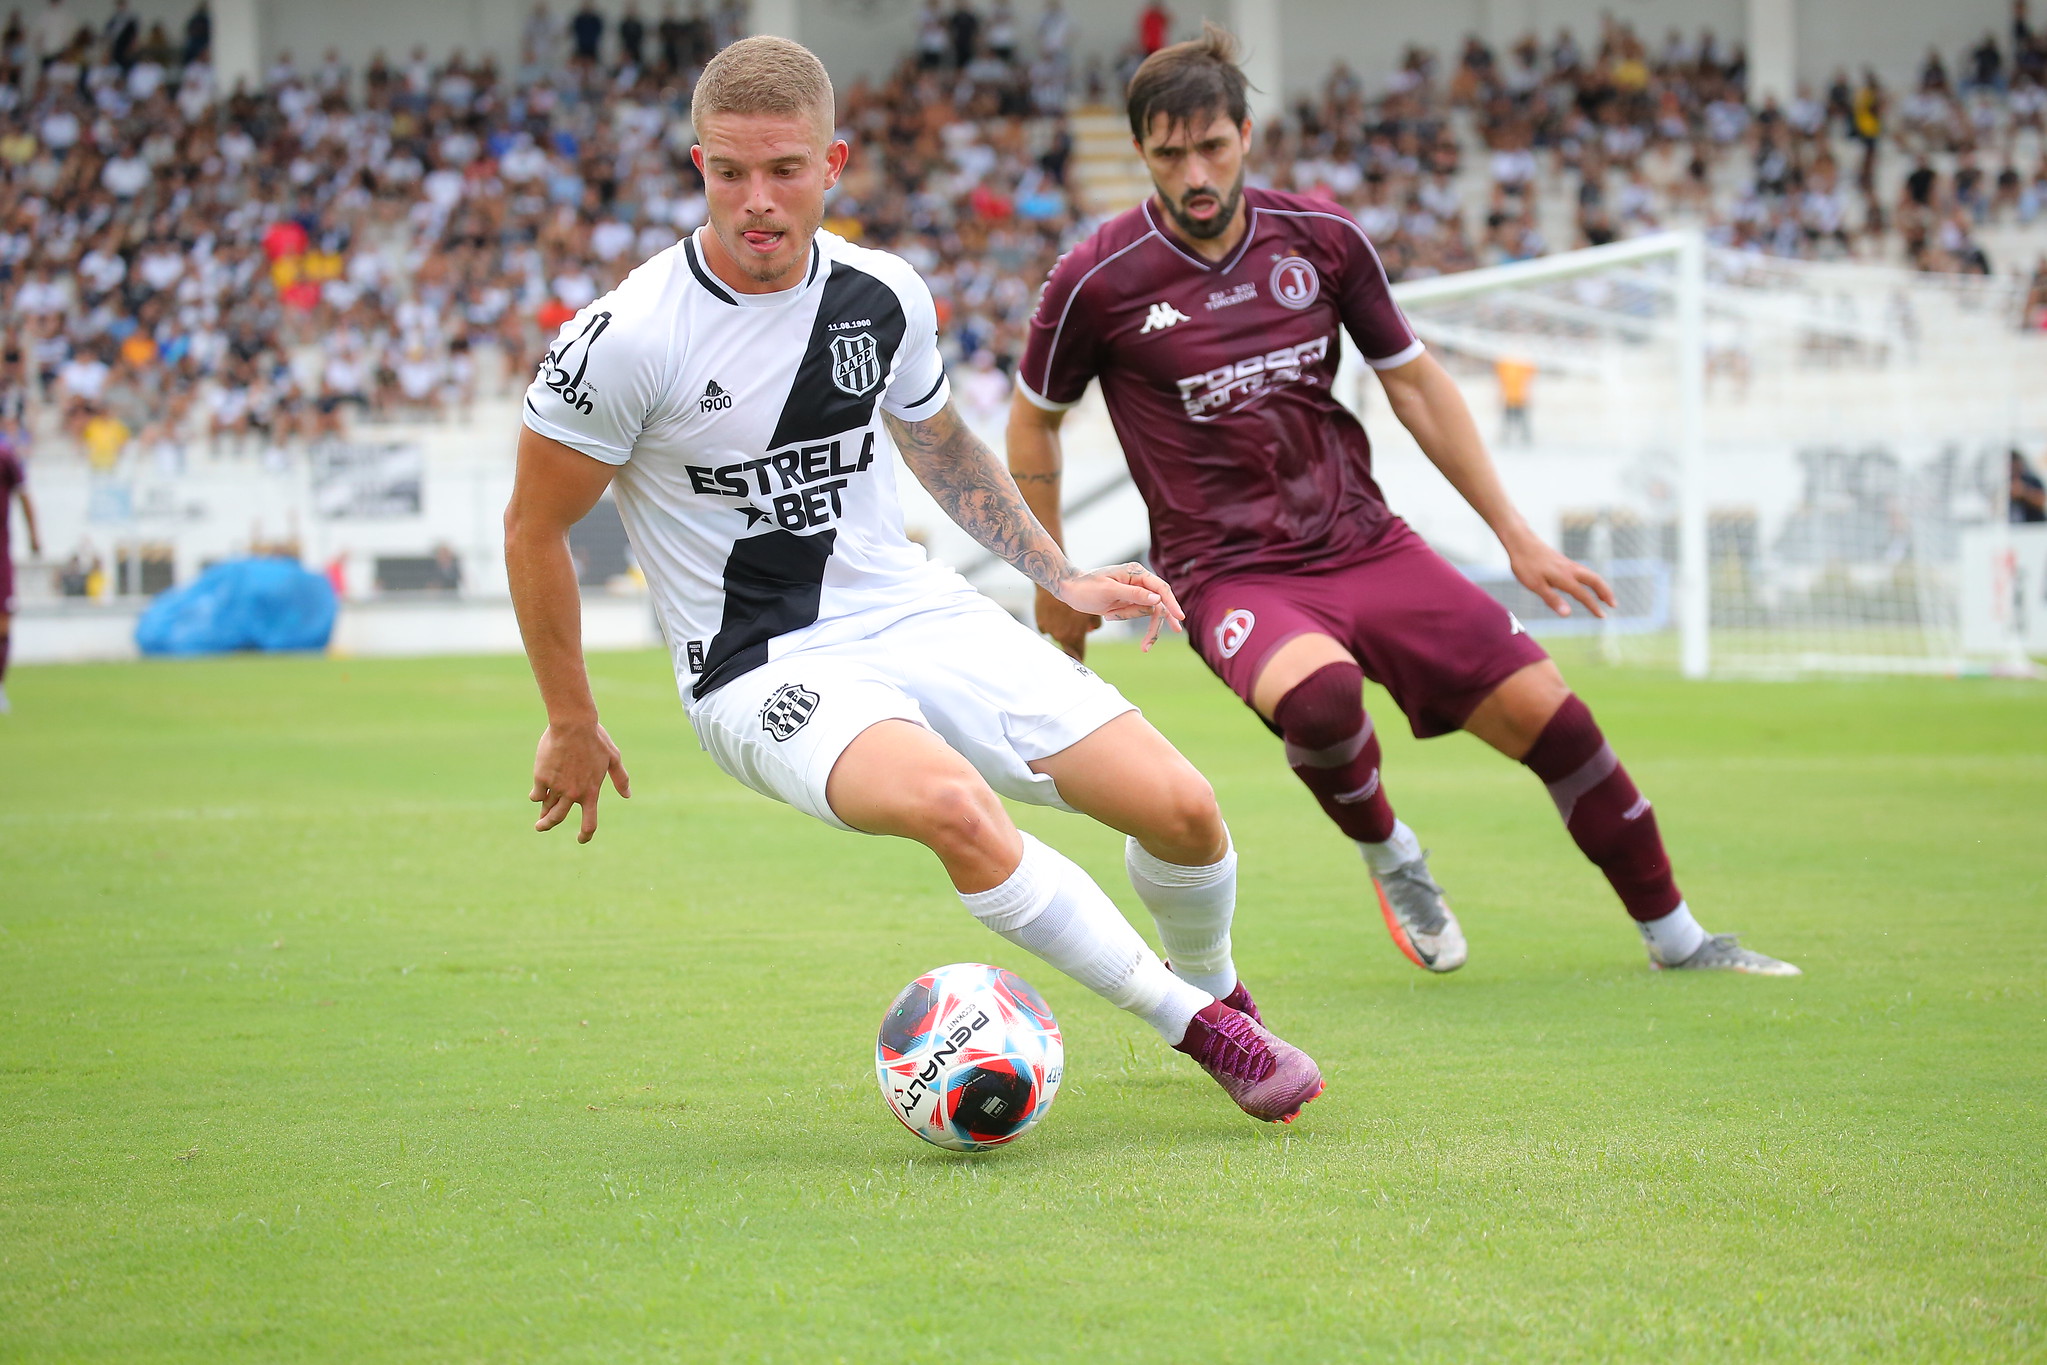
[0,1,2042,472]
[0,0,1100,469]
[1248,5,2047,281]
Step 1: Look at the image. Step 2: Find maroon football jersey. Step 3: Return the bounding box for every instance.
[1017,187,1423,598]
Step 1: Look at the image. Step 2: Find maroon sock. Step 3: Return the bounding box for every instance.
[1520,695,1682,922]
[0,628,9,685]
[1272,661,1397,844]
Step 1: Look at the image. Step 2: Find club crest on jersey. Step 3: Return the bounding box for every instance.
[542,310,610,414]
[1269,257,1320,310]
[1215,608,1256,659]
[760,683,820,741]
[829,332,882,397]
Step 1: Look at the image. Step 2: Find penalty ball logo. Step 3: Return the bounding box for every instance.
[1269,257,1320,310]
[1215,608,1256,659]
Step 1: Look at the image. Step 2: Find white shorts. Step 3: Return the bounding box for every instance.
[688,595,1137,832]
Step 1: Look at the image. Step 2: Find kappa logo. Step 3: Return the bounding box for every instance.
[1509,613,1527,636]
[1215,607,1256,659]
[829,331,882,397]
[760,683,820,742]
[699,379,732,413]
[1269,256,1320,310]
[1140,301,1191,333]
[541,310,611,414]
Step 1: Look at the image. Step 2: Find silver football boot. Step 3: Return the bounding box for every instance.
[1650,931,1802,976]
[1372,852,1468,973]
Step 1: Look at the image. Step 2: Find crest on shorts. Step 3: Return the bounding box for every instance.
[829,332,882,397]
[1269,257,1320,310]
[760,683,821,741]
[1215,608,1256,659]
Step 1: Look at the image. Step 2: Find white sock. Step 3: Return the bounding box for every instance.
[1357,818,1423,876]
[1125,831,1238,1000]
[1639,900,1707,964]
[960,832,1211,1045]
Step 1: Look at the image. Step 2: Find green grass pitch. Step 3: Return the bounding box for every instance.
[2,642,2042,1362]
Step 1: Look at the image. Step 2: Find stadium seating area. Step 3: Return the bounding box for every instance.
[1,4,2044,468]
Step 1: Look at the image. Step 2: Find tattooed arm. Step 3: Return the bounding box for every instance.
[1005,384,1099,660]
[883,400,1184,647]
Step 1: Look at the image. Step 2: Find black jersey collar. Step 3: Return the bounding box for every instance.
[684,229,822,305]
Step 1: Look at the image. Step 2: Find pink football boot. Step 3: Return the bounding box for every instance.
[1173,1001,1324,1123]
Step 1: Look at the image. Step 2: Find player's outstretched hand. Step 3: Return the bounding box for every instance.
[1034,587,1101,662]
[530,720,631,843]
[1055,562,1185,652]
[1510,541,1616,619]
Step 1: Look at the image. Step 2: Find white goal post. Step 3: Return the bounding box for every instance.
[1378,231,1713,676]
[1351,230,2041,678]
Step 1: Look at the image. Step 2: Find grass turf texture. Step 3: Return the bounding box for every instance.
[1,643,2042,1363]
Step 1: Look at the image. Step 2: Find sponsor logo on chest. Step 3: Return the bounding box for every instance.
[1174,334,1331,418]
[684,431,880,533]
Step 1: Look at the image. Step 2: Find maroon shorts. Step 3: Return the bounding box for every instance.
[0,551,12,614]
[1186,520,1549,738]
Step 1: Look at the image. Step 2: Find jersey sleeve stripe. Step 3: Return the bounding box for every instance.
[901,370,946,410]
[1013,371,1079,412]
[683,234,738,305]
[1033,230,1161,399]
[1363,338,1426,370]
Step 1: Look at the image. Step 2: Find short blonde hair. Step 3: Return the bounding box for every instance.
[691,36,835,142]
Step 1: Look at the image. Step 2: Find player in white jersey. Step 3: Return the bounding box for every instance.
[502,36,1323,1124]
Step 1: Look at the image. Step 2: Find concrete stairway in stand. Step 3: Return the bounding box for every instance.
[1068,105,1151,216]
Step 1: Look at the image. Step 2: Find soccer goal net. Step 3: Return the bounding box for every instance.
[1361,232,2043,677]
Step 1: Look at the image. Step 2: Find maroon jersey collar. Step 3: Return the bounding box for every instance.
[1141,197,1259,277]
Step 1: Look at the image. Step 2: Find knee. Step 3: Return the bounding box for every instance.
[899,775,1011,863]
[1271,660,1368,752]
[1140,769,1226,865]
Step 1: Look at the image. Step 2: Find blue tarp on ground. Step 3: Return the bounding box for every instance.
[135,557,338,656]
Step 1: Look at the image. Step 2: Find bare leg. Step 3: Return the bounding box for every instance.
[827,719,1213,1039]
[1027,711,1225,865]
[824,718,1021,892]
[1460,659,1572,760]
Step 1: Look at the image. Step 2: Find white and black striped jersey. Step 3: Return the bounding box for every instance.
[522,227,972,705]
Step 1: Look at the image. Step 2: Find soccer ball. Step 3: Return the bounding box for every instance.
[875,962,1063,1152]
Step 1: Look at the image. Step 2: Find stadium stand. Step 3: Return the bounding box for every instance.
[0,5,2041,478]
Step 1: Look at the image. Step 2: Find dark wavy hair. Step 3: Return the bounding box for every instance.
[1125,22,1252,143]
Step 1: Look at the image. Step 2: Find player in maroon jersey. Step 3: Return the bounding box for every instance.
[1008,27,1798,977]
[0,422,41,715]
